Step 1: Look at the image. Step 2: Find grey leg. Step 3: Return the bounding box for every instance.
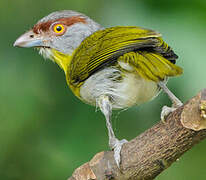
[158,81,183,107]
[97,95,127,167]
[158,82,183,121]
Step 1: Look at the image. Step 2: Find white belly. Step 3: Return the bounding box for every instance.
[80,67,160,109]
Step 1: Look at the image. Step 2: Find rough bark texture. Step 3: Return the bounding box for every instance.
[68,89,206,180]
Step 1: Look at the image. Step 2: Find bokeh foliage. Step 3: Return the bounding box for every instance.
[0,0,206,179]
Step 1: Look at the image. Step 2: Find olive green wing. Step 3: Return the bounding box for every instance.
[118,51,182,82]
[68,26,182,86]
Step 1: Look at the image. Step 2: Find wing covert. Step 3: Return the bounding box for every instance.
[68,26,180,86]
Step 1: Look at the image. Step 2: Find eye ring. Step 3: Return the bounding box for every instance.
[52,23,66,35]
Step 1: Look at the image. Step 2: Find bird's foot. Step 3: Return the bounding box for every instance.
[161,106,177,122]
[109,138,128,168]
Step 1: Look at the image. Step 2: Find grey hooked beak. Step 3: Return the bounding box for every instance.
[13,30,44,48]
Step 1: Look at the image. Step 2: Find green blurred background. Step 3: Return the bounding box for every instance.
[1,0,206,179]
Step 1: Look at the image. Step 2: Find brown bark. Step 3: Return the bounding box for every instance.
[68,89,206,180]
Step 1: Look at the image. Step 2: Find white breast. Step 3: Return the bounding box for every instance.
[80,66,160,109]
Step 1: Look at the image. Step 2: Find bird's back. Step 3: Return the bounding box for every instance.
[66,26,182,102]
[67,26,182,88]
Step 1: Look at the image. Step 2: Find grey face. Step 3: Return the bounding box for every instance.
[14,10,102,55]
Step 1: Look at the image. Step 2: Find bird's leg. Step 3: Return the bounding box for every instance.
[97,95,127,167]
[158,81,183,121]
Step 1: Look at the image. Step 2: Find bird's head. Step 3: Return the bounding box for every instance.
[14,10,102,72]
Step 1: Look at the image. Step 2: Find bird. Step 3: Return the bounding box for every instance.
[14,10,183,167]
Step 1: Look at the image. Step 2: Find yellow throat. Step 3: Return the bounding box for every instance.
[51,48,82,98]
[51,49,72,74]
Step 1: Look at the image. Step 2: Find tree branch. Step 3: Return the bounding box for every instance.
[67,89,206,180]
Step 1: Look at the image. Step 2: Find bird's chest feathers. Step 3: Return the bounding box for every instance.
[79,62,159,109]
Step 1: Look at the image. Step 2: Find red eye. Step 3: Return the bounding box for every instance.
[52,23,66,35]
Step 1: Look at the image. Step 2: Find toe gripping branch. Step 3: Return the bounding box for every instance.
[68,89,206,180]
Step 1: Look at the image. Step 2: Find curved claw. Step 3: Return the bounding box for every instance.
[161,105,176,122]
[112,139,128,168]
